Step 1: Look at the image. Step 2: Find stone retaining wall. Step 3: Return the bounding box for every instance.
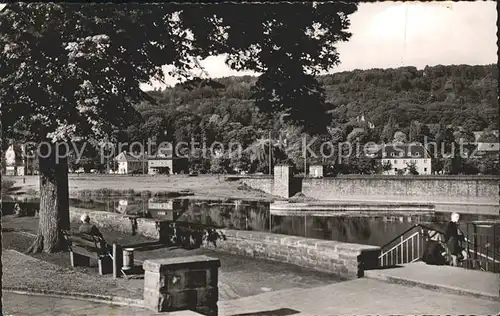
[240,177,273,195]
[204,229,381,279]
[69,207,380,279]
[302,176,499,204]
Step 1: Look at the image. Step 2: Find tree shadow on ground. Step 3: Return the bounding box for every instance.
[229,308,300,316]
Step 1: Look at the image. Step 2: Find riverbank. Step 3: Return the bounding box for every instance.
[5,175,278,202]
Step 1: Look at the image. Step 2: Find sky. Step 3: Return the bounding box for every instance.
[141,1,497,91]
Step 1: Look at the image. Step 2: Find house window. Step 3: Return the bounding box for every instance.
[424,168,427,172]
[415,152,421,157]
[394,168,398,172]
[393,160,397,164]
[390,152,395,157]
[399,152,404,157]
[407,152,412,157]
[424,159,427,163]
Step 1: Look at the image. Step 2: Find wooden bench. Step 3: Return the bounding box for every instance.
[64,231,125,278]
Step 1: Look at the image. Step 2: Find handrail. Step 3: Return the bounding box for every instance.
[380,223,443,250]
[379,222,500,270]
[380,231,420,256]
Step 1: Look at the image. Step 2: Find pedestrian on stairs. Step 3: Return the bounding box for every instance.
[444,212,464,267]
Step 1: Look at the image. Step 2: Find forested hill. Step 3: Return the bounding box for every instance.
[142,64,498,134]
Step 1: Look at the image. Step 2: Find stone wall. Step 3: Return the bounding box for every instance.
[203,229,380,279]
[239,166,293,198]
[273,165,290,198]
[143,256,220,316]
[71,207,380,279]
[302,176,500,205]
[240,176,273,195]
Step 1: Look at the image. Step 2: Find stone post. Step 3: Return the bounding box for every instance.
[273,164,291,198]
[143,255,220,316]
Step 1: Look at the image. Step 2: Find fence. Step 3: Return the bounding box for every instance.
[379,222,500,273]
[464,221,500,273]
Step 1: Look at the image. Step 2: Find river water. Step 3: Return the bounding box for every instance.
[3,197,498,247]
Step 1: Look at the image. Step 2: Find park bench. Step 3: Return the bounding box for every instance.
[63,231,126,278]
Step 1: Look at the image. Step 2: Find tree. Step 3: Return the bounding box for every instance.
[453,129,475,144]
[409,120,429,144]
[432,158,444,175]
[210,153,232,175]
[217,3,358,134]
[392,131,407,144]
[406,161,419,175]
[380,160,393,174]
[396,168,406,176]
[381,114,397,143]
[477,131,498,143]
[1,3,358,252]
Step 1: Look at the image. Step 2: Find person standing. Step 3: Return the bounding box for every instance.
[444,212,463,266]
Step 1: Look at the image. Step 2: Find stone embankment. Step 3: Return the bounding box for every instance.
[69,207,380,279]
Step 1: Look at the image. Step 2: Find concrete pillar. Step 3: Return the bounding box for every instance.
[143,255,220,316]
[273,164,290,198]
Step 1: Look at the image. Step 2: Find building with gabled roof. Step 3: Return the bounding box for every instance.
[378,143,432,175]
[114,152,145,174]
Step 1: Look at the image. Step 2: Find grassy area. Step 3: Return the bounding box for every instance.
[5,174,277,202]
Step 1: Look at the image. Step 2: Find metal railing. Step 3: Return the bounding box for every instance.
[379,222,500,273]
[379,224,427,266]
[464,221,500,273]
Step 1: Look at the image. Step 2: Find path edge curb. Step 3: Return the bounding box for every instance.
[2,287,145,307]
[365,272,500,302]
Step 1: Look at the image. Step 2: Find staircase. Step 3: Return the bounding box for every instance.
[378,222,500,273]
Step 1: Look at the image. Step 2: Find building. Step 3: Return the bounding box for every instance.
[472,130,499,143]
[114,152,144,174]
[4,144,25,176]
[309,165,324,178]
[147,145,190,175]
[147,198,184,221]
[472,142,500,161]
[148,157,173,175]
[379,143,432,175]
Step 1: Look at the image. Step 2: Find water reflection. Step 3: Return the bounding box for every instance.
[3,198,498,247]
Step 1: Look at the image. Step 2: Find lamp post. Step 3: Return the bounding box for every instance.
[268,131,272,176]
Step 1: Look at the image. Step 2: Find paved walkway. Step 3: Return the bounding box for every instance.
[366,262,499,300]
[219,278,500,316]
[4,278,499,316]
[2,292,200,316]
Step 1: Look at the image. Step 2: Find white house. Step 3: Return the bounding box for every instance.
[309,165,324,178]
[114,152,144,174]
[380,143,432,175]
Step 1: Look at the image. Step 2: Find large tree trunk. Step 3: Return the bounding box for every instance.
[27,144,70,253]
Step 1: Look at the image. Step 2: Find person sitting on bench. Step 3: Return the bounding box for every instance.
[79,214,107,249]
